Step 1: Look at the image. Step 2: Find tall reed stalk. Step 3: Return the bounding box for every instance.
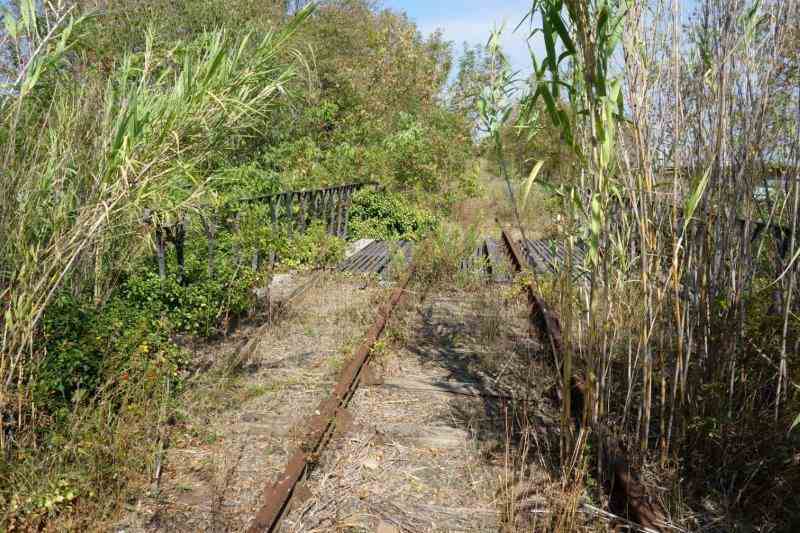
[513,0,799,524]
[0,1,314,451]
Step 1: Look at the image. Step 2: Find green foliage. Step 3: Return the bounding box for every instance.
[384,115,436,190]
[280,222,346,268]
[36,244,263,416]
[36,290,183,419]
[348,189,438,241]
[245,2,474,195]
[37,296,107,410]
[70,0,287,64]
[481,100,579,184]
[449,43,494,132]
[2,325,179,529]
[210,164,281,200]
[122,264,258,338]
[256,95,473,196]
[1,4,315,419]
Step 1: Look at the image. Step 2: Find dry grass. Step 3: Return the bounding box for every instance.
[274,228,635,532]
[280,291,513,531]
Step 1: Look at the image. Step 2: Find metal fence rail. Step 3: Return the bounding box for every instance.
[147,182,376,280]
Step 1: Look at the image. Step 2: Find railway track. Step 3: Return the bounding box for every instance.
[245,230,666,532]
[247,266,415,532]
[501,227,667,532]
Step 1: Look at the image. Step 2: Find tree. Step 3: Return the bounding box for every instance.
[449,43,494,133]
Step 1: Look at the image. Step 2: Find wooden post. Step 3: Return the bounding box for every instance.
[155,226,167,280]
[175,221,186,285]
[270,198,278,267]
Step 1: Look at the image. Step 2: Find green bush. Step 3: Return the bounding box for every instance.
[280,221,346,268]
[34,213,348,418]
[347,189,438,241]
[37,296,106,410]
[35,245,262,416]
[123,253,260,337]
[36,292,181,418]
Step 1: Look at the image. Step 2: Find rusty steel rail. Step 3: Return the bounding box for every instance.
[500,227,667,532]
[247,265,415,533]
[501,228,564,359]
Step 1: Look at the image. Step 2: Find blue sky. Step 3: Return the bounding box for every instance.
[383,0,704,78]
[382,0,539,76]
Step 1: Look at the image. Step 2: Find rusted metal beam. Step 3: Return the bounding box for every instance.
[500,227,666,533]
[236,181,377,206]
[501,228,564,357]
[247,265,415,533]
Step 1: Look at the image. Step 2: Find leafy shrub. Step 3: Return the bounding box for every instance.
[383,111,475,195]
[280,221,346,268]
[123,253,260,337]
[348,189,438,241]
[35,241,263,415]
[8,307,181,528]
[37,296,106,409]
[210,164,281,200]
[36,292,182,418]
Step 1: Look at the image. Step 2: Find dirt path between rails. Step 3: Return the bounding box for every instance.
[116,273,391,533]
[280,283,562,533]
